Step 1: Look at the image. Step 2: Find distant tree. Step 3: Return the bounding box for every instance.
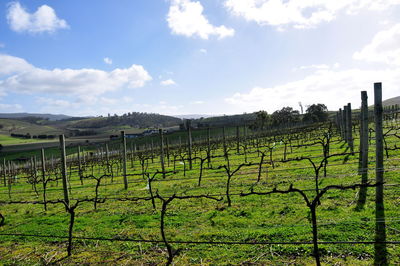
[303,104,328,122]
[254,110,270,130]
[271,107,300,126]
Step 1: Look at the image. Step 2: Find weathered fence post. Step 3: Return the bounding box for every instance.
[187,120,193,170]
[159,129,166,178]
[41,148,47,211]
[373,82,387,265]
[236,126,240,154]
[121,131,128,189]
[343,105,348,144]
[347,103,354,154]
[357,91,369,208]
[105,143,110,174]
[59,135,70,208]
[207,127,211,167]
[339,108,344,139]
[77,146,83,185]
[2,158,6,187]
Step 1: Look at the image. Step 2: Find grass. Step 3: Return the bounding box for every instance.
[0,121,399,264]
[0,134,58,145]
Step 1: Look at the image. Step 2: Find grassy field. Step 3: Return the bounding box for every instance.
[0,134,58,145]
[0,121,399,265]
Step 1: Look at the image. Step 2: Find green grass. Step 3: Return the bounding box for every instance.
[0,134,58,145]
[0,121,399,265]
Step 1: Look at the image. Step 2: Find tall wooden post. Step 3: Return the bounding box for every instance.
[374,82,387,265]
[121,131,128,189]
[77,146,83,185]
[347,103,354,153]
[357,91,369,207]
[165,138,170,167]
[207,127,211,167]
[236,126,240,154]
[2,158,6,187]
[343,106,348,144]
[159,129,166,178]
[187,120,193,170]
[41,148,47,211]
[59,135,70,207]
[105,143,110,173]
[339,108,344,138]
[222,127,227,156]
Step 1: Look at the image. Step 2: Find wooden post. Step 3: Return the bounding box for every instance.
[374,82,387,265]
[2,158,6,187]
[207,127,211,167]
[121,131,128,189]
[222,127,227,156]
[339,108,344,138]
[105,143,110,173]
[187,120,193,170]
[236,126,240,154]
[41,148,47,211]
[165,138,170,167]
[347,103,354,153]
[159,129,166,178]
[59,135,70,207]
[357,91,369,207]
[343,106,348,144]
[77,146,83,185]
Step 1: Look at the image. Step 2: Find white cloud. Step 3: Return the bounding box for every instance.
[103,57,113,65]
[292,63,340,72]
[7,1,69,34]
[353,23,400,66]
[167,0,234,39]
[190,100,204,104]
[199,48,207,54]
[160,79,176,86]
[0,54,152,96]
[0,54,33,75]
[225,0,400,30]
[36,97,72,108]
[226,67,400,113]
[0,103,22,111]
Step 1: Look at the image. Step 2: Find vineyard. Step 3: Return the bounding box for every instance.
[0,83,399,265]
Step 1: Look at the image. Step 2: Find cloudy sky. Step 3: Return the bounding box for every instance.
[0,0,399,116]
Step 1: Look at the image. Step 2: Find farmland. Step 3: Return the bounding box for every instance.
[0,86,399,265]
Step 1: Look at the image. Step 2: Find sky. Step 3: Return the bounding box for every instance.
[0,0,400,117]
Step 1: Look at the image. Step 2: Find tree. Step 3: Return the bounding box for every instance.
[271,107,300,126]
[254,110,270,130]
[303,104,328,122]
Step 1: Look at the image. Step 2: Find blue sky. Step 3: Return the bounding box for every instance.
[0,0,400,116]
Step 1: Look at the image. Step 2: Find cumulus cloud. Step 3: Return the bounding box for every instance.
[225,0,400,29]
[160,79,176,86]
[292,63,340,72]
[0,54,152,96]
[167,0,234,39]
[103,57,112,65]
[0,103,22,111]
[7,1,69,34]
[353,23,400,66]
[226,67,400,113]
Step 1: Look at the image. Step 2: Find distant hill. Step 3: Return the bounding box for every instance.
[382,96,400,107]
[0,113,72,121]
[173,114,216,119]
[192,113,258,128]
[70,112,182,129]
